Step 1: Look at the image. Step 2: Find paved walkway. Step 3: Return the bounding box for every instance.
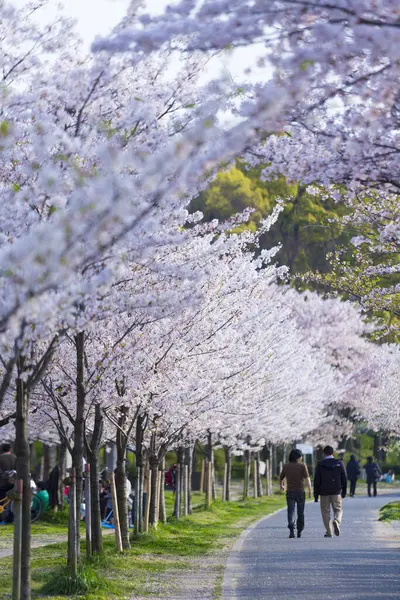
[222,493,400,600]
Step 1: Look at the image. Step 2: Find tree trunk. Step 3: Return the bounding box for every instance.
[185,445,193,514]
[256,452,263,497]
[183,465,189,516]
[67,468,77,578]
[253,454,257,498]
[192,442,198,480]
[135,414,145,533]
[143,467,151,533]
[134,466,140,534]
[243,450,250,499]
[272,444,277,477]
[222,462,227,502]
[84,464,92,559]
[178,451,184,498]
[29,444,36,479]
[174,460,181,519]
[206,432,215,504]
[149,455,160,528]
[200,460,205,493]
[115,406,130,550]
[12,479,23,600]
[43,444,56,482]
[115,461,129,549]
[15,374,31,600]
[89,452,102,554]
[158,457,167,524]
[86,403,103,555]
[58,442,67,510]
[224,446,232,502]
[205,458,212,508]
[110,472,123,552]
[71,331,86,566]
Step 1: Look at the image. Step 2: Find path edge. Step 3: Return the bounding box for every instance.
[221,504,287,600]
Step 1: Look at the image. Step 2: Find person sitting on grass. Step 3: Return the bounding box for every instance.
[35,481,49,513]
[280,449,312,539]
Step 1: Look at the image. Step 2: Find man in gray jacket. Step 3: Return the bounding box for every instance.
[314,445,347,538]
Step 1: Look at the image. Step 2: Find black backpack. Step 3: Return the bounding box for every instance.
[372,464,380,480]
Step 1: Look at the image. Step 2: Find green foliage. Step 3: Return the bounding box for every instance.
[379,502,400,522]
[41,564,108,596]
[0,120,9,136]
[190,162,353,275]
[0,493,286,599]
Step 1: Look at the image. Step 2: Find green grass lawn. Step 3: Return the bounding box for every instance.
[379,501,400,522]
[0,491,286,600]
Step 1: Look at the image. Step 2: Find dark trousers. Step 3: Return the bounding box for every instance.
[349,478,357,496]
[286,491,305,532]
[367,479,377,497]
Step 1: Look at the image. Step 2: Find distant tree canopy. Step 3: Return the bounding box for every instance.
[191,163,400,340]
[190,162,354,275]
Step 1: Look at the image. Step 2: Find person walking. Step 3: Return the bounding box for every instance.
[314,445,347,538]
[346,454,361,497]
[364,456,381,497]
[280,448,312,539]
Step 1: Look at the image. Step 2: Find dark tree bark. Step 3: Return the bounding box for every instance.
[192,442,198,480]
[173,447,185,519]
[43,444,56,482]
[224,446,232,502]
[174,462,181,519]
[115,406,130,550]
[58,442,67,510]
[15,370,32,600]
[69,331,86,566]
[67,468,78,577]
[206,431,216,501]
[134,413,146,533]
[148,432,160,528]
[158,456,167,524]
[185,444,193,514]
[243,449,250,499]
[85,404,104,555]
[272,444,277,477]
[256,451,263,497]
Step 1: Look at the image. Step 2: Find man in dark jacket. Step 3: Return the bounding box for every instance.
[346,455,361,497]
[364,456,381,497]
[314,445,347,538]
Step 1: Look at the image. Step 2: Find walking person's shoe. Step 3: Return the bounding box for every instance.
[289,527,295,538]
[324,532,333,538]
[297,530,302,538]
[333,519,340,537]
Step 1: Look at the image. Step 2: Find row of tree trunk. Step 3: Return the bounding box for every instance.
[13,389,281,600]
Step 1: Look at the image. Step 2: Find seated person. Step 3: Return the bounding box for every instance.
[103,485,113,521]
[35,481,49,512]
[384,470,394,483]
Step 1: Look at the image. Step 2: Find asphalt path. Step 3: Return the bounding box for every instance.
[222,493,400,600]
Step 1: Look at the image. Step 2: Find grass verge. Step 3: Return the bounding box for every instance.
[0,492,285,600]
[379,501,400,522]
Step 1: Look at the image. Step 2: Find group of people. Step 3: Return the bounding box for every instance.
[0,443,17,523]
[346,454,386,498]
[0,443,52,524]
[280,446,392,539]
